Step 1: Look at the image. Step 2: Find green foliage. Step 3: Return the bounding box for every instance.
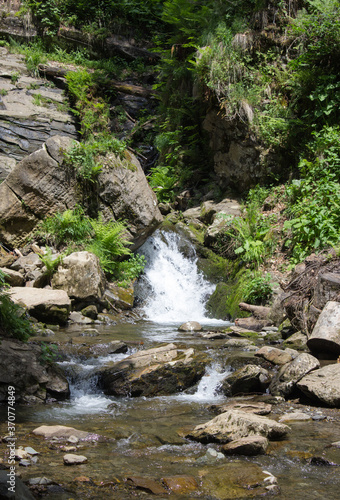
[25,0,60,36]
[148,165,177,203]
[36,205,92,247]
[242,272,273,305]
[38,247,64,283]
[39,342,59,364]
[284,125,340,263]
[0,270,34,341]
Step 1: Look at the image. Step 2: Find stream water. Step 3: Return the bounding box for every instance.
[1,229,340,499]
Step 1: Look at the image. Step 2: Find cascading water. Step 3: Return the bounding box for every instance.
[137,229,218,323]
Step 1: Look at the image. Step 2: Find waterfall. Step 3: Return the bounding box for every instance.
[137,229,217,323]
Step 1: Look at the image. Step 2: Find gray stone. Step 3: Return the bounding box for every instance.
[221,364,270,396]
[269,352,320,397]
[296,363,340,407]
[307,301,340,356]
[33,425,89,440]
[255,345,298,366]
[63,453,88,465]
[221,435,269,456]
[0,339,69,403]
[186,409,289,443]
[9,286,71,324]
[178,321,202,332]
[279,412,312,423]
[0,470,35,499]
[0,267,24,286]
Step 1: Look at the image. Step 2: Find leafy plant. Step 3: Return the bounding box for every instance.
[0,270,34,341]
[242,272,273,305]
[38,247,64,284]
[39,342,59,364]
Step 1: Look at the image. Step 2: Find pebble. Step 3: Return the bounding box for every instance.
[63,454,88,465]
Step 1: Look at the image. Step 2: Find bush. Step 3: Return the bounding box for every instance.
[0,270,34,341]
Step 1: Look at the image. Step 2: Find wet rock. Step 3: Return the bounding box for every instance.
[210,401,272,416]
[28,477,54,486]
[9,286,71,325]
[221,435,269,456]
[0,339,69,403]
[0,470,35,499]
[52,251,106,307]
[279,412,312,423]
[221,364,270,396]
[224,338,255,349]
[99,343,208,397]
[235,316,272,332]
[296,363,340,407]
[81,304,98,319]
[0,267,24,286]
[126,476,168,495]
[63,454,88,465]
[314,273,340,310]
[307,301,340,356]
[283,331,308,350]
[178,321,202,332]
[269,352,320,398]
[33,425,89,440]
[69,311,94,324]
[161,475,199,494]
[186,409,289,443]
[104,282,134,310]
[255,345,298,365]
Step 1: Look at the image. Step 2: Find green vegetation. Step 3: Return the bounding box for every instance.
[0,270,34,341]
[35,207,146,284]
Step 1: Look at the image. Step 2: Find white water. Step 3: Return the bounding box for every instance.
[138,229,219,324]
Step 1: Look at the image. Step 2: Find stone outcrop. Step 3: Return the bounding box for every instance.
[202,110,282,193]
[269,352,320,398]
[0,136,162,248]
[9,287,71,324]
[0,339,69,403]
[99,343,208,397]
[186,409,289,443]
[51,251,106,308]
[296,363,340,408]
[0,48,78,162]
[221,364,270,396]
[307,301,340,356]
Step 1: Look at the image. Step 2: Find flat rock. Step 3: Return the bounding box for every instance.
[186,409,289,443]
[221,435,269,456]
[296,363,340,407]
[9,286,71,324]
[33,425,89,440]
[63,454,88,465]
[255,345,297,365]
[279,412,312,422]
[178,321,202,332]
[269,352,320,397]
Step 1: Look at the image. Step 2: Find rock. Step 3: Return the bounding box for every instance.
[63,454,88,465]
[9,286,71,324]
[211,401,272,416]
[283,331,308,350]
[97,150,163,249]
[314,274,340,310]
[0,470,35,499]
[186,409,289,443]
[235,317,272,332]
[81,304,98,320]
[33,425,89,440]
[221,364,270,396]
[224,338,255,348]
[307,301,340,356]
[221,435,269,456]
[99,343,208,397]
[0,339,69,403]
[161,475,199,494]
[296,363,340,407]
[178,321,202,332]
[255,345,298,365]
[28,477,54,486]
[279,412,312,422]
[69,311,94,324]
[104,282,134,310]
[269,352,320,397]
[126,476,168,495]
[0,267,24,286]
[51,251,106,307]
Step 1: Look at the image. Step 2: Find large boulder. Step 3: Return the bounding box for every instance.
[186,409,289,443]
[307,301,340,356]
[51,251,106,307]
[296,363,340,407]
[269,352,320,397]
[221,364,270,396]
[99,343,208,397]
[0,136,162,249]
[9,287,71,324]
[0,136,77,247]
[96,150,163,249]
[0,339,69,403]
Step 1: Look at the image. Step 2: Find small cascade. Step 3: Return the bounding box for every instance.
[137,229,217,323]
[175,363,231,403]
